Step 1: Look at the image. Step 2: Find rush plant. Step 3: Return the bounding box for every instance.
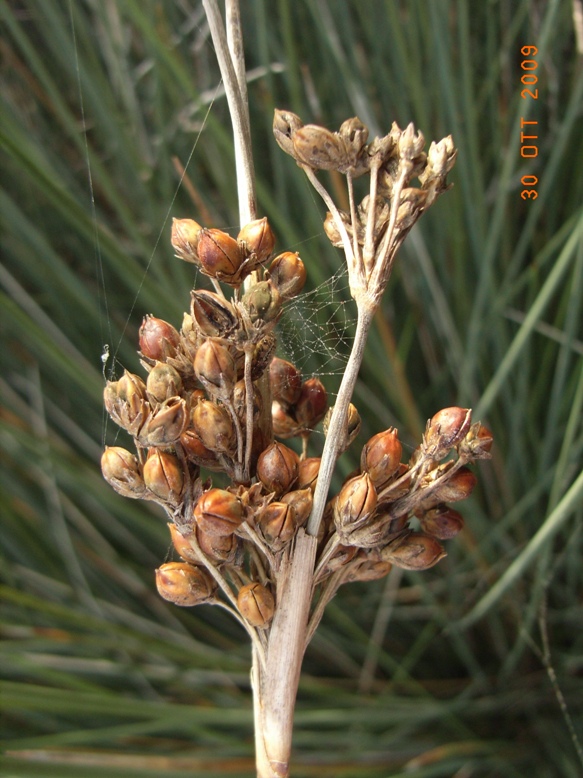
[101,4,493,775]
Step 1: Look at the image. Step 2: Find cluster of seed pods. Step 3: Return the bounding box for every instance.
[101,214,492,633]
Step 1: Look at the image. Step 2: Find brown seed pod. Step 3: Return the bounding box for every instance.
[459,422,494,460]
[155,561,216,607]
[273,109,304,156]
[143,449,184,502]
[298,457,321,491]
[168,523,199,564]
[425,407,472,458]
[272,400,302,439]
[101,446,147,499]
[380,532,446,571]
[146,362,182,403]
[197,228,244,284]
[361,427,402,488]
[268,252,307,299]
[428,466,477,504]
[292,124,345,170]
[334,472,378,535]
[191,399,236,454]
[196,525,239,563]
[138,396,189,447]
[179,429,220,470]
[269,357,302,405]
[190,290,238,337]
[193,488,243,537]
[194,339,236,399]
[419,506,465,540]
[295,377,328,429]
[237,217,276,264]
[242,281,282,324]
[232,379,263,424]
[256,441,300,496]
[281,488,313,525]
[139,315,180,361]
[171,218,203,264]
[237,582,275,628]
[259,501,298,547]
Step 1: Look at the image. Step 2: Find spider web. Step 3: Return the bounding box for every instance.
[274,265,357,380]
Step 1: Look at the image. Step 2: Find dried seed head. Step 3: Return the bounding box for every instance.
[197,228,244,285]
[337,117,369,174]
[380,532,446,571]
[292,124,345,170]
[139,315,180,361]
[334,473,378,534]
[295,377,328,429]
[397,122,426,163]
[425,407,472,458]
[268,252,307,299]
[273,109,304,156]
[259,501,298,547]
[347,560,393,583]
[168,523,199,564]
[143,448,184,502]
[190,290,238,337]
[419,135,457,191]
[179,429,220,470]
[242,280,282,323]
[419,506,465,540]
[323,403,361,452]
[191,399,236,454]
[101,446,147,499]
[194,339,236,399]
[237,582,275,628]
[155,561,216,606]
[237,217,276,264]
[146,362,182,403]
[256,441,300,496]
[171,218,203,264]
[104,373,148,434]
[138,397,188,446]
[193,488,243,537]
[269,357,302,405]
[361,428,402,488]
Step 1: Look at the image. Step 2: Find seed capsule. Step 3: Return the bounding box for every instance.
[171,218,203,264]
[256,441,299,495]
[237,217,276,264]
[459,422,494,459]
[168,523,199,564]
[334,473,378,534]
[101,446,147,499]
[259,501,297,547]
[194,339,236,399]
[292,124,345,170]
[197,525,239,563]
[273,109,304,156]
[295,378,328,429]
[281,488,313,525]
[242,281,282,323]
[179,429,220,470]
[139,315,180,361]
[190,290,238,337]
[191,399,236,454]
[155,561,216,606]
[425,407,472,458]
[268,252,307,299]
[429,466,477,504]
[361,428,402,488]
[146,362,182,403]
[139,396,189,446]
[197,228,244,284]
[272,400,301,438]
[237,582,275,628]
[380,532,446,571]
[419,506,465,540]
[298,457,320,491]
[193,488,243,537]
[269,357,302,405]
[143,449,184,502]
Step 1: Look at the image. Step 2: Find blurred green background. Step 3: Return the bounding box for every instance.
[1,1,582,776]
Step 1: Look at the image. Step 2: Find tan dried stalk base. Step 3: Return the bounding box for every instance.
[252,530,318,777]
